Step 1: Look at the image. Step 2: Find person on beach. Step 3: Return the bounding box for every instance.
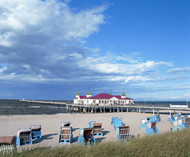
[86,132,94,145]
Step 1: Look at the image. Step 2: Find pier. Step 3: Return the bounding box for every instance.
[20,99,190,115]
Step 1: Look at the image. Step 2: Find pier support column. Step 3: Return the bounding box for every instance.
[104,106,105,113]
[66,105,68,110]
[127,108,128,113]
[95,106,96,113]
[117,107,119,112]
[121,108,123,112]
[100,107,102,113]
[139,108,141,113]
[153,109,154,114]
[91,107,93,113]
[170,110,171,116]
[110,107,111,112]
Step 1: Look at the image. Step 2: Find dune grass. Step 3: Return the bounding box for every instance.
[3,128,190,157]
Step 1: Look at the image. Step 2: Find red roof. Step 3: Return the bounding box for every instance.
[75,93,133,100]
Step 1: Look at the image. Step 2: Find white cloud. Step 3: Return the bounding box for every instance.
[166,96,184,100]
[0,0,108,81]
[167,67,190,73]
[0,64,7,73]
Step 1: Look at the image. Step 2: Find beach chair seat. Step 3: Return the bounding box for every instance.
[16,128,32,146]
[93,123,103,136]
[30,125,42,140]
[0,136,16,154]
[59,127,73,144]
[117,126,132,142]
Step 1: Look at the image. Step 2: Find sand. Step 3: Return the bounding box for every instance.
[0,112,171,151]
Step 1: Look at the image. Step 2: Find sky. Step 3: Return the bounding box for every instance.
[0,0,189,101]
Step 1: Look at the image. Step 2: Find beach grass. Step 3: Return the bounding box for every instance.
[3,128,190,157]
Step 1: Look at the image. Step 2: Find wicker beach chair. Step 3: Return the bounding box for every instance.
[0,136,16,154]
[93,123,103,136]
[59,126,73,144]
[30,125,42,140]
[117,126,132,142]
[16,128,32,146]
[146,122,159,135]
[172,118,185,132]
[84,128,96,145]
[77,128,96,146]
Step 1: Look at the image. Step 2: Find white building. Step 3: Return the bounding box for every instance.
[74,90,134,105]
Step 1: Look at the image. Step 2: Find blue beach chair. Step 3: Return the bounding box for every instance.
[16,128,32,146]
[77,128,96,146]
[59,126,73,144]
[93,123,103,136]
[117,126,132,142]
[171,118,186,132]
[30,125,42,140]
[146,122,159,135]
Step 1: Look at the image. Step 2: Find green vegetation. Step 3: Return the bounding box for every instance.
[3,128,190,157]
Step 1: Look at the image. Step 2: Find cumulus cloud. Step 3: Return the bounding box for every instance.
[0,0,187,92]
[0,0,108,81]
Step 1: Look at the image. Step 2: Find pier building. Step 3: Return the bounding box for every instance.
[74,90,133,105]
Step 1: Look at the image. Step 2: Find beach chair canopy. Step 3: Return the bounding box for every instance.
[0,136,15,145]
[30,125,41,131]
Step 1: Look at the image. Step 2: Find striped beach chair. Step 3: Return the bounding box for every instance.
[0,136,16,155]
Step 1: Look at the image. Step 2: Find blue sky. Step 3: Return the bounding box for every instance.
[0,0,189,101]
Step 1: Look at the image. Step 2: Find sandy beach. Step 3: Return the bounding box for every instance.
[0,112,171,150]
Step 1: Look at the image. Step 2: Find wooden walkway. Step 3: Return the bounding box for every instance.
[20,99,190,115]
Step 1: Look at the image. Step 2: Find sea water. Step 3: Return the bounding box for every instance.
[0,99,188,115]
[0,99,70,115]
